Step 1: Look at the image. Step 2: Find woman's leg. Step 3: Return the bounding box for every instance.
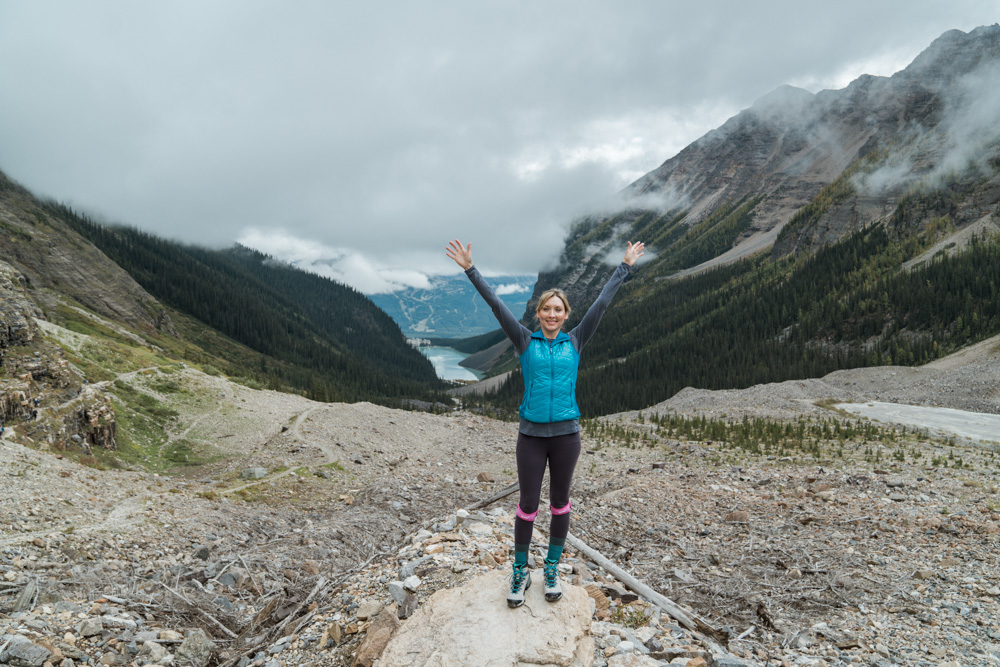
[513,432,549,566]
[545,431,581,563]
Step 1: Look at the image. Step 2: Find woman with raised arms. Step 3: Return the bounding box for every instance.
[446,238,643,607]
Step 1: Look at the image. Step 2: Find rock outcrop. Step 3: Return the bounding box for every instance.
[71,388,118,452]
[0,261,39,360]
[1,258,106,448]
[0,383,33,423]
[376,568,594,667]
[1,261,41,425]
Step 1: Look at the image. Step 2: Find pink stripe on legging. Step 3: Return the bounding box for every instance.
[516,504,539,521]
[550,501,572,515]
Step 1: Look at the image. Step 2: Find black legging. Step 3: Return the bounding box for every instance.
[513,431,582,545]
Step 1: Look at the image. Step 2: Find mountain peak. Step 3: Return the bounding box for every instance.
[901,24,1000,83]
[750,84,814,115]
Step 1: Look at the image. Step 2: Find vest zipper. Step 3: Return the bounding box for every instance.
[549,340,555,423]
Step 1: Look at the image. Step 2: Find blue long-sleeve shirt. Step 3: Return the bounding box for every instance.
[465,262,632,436]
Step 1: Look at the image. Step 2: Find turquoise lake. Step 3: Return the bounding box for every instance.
[418,346,484,382]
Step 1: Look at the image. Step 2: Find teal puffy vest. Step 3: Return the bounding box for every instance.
[518,331,581,423]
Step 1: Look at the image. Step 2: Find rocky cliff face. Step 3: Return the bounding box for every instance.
[0,171,173,334]
[531,25,1000,315]
[0,261,39,359]
[0,259,115,452]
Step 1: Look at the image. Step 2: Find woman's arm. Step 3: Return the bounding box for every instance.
[447,239,531,354]
[570,241,643,352]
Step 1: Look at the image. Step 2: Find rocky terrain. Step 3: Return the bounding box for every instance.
[2,307,1000,666]
[3,19,1000,667]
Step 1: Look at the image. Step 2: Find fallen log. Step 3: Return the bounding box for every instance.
[465,482,519,511]
[565,532,729,651]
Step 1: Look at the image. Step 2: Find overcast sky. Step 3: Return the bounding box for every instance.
[1,2,996,292]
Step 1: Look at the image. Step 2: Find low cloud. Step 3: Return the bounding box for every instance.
[932,58,1000,178]
[854,55,1000,197]
[620,188,689,214]
[239,228,432,294]
[494,283,530,295]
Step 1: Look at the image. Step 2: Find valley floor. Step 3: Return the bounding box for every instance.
[1,335,999,667]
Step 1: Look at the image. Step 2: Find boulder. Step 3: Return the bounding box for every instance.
[377,569,593,666]
[351,603,400,667]
[136,641,174,666]
[77,617,103,638]
[0,635,52,667]
[355,600,383,621]
[175,629,215,667]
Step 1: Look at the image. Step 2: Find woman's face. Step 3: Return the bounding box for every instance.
[538,295,568,338]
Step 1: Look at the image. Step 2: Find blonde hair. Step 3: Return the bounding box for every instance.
[535,288,572,320]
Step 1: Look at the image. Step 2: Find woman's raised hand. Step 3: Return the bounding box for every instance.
[623,241,645,266]
[446,239,474,270]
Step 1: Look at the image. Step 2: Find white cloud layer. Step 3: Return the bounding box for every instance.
[0,1,996,288]
[238,229,432,294]
[494,283,531,296]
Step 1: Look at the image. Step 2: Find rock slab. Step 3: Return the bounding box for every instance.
[1,635,52,667]
[351,603,400,667]
[376,569,593,667]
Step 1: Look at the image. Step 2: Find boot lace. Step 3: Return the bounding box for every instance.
[543,560,559,588]
[508,565,528,593]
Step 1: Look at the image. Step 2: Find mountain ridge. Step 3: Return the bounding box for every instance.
[537,24,1000,311]
[458,25,1000,418]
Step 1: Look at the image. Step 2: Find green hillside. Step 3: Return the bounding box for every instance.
[49,203,444,404]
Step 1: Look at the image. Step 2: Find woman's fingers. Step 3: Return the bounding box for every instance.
[624,241,645,265]
[446,239,473,268]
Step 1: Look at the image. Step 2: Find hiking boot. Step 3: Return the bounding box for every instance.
[507,564,531,608]
[543,559,562,602]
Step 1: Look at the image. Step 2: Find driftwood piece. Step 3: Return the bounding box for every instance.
[158,581,239,639]
[239,555,264,596]
[219,577,329,667]
[285,609,318,639]
[99,594,156,610]
[565,533,728,651]
[465,482,519,511]
[279,576,327,635]
[244,595,282,637]
[13,578,37,612]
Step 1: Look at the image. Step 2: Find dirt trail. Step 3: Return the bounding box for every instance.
[218,406,339,495]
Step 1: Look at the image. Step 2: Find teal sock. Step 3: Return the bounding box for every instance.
[514,543,529,567]
[545,537,565,564]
